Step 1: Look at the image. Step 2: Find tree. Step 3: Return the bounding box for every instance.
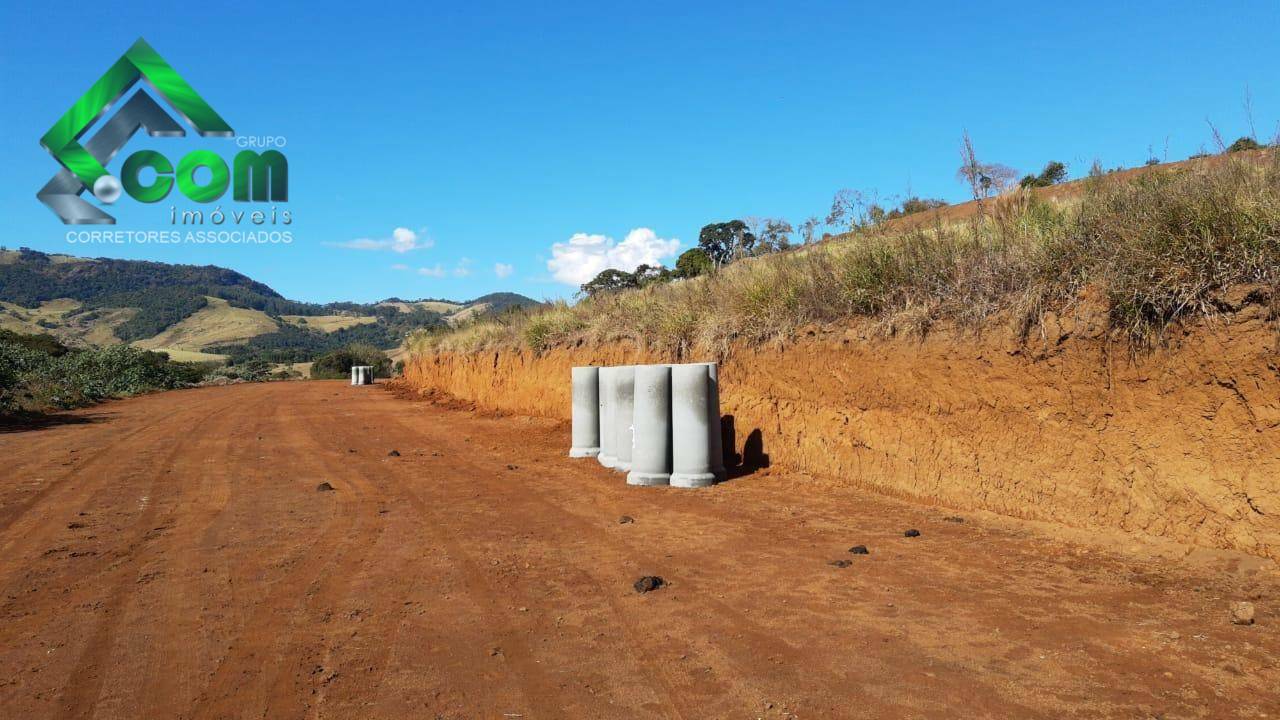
[632,264,673,287]
[1019,160,1068,189]
[957,130,1018,201]
[798,216,821,245]
[826,189,872,232]
[757,218,794,254]
[579,268,639,297]
[675,248,713,278]
[697,221,754,266]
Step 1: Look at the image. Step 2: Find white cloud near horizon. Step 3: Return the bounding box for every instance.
[329,226,432,253]
[494,262,514,279]
[546,228,679,286]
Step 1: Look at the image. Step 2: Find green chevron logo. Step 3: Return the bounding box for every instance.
[39,38,290,226]
[41,38,233,192]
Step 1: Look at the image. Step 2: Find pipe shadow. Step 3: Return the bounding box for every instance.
[719,414,770,481]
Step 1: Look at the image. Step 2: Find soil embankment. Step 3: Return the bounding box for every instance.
[401,290,1280,559]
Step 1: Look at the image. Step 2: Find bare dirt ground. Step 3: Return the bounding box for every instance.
[0,381,1276,719]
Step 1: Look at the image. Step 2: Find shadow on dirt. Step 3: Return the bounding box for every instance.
[0,412,108,434]
[720,414,770,481]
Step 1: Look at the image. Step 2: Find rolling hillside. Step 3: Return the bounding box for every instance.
[0,248,541,364]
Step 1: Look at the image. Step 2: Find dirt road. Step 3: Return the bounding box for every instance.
[1,382,1276,719]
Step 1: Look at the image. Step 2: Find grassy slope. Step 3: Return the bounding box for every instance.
[413,149,1280,357]
[133,297,279,351]
[279,314,379,332]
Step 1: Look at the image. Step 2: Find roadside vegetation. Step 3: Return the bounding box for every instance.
[0,329,307,415]
[0,330,207,413]
[413,145,1279,357]
[310,343,394,379]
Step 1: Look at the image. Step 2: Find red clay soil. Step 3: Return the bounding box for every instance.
[0,381,1277,718]
[402,288,1280,561]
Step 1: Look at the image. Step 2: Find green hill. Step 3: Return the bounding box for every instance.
[0,247,542,364]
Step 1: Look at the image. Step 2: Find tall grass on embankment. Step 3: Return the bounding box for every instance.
[413,151,1280,357]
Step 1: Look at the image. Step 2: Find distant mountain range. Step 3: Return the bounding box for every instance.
[0,247,541,364]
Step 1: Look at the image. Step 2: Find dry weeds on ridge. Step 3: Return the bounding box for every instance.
[413,151,1280,357]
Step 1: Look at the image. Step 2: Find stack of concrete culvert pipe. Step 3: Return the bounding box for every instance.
[569,363,724,488]
[350,366,374,386]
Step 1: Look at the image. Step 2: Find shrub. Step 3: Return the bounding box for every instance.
[310,344,391,379]
[675,248,713,278]
[1228,136,1264,153]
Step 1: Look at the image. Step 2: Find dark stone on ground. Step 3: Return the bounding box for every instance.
[618,515,635,524]
[828,559,852,568]
[849,545,869,554]
[67,522,86,529]
[904,529,921,537]
[943,516,964,523]
[316,482,335,492]
[507,464,518,470]
[387,450,401,456]
[633,576,665,593]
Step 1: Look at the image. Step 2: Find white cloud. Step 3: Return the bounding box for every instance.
[328,226,432,253]
[494,262,514,279]
[453,258,472,278]
[546,228,679,286]
[417,264,446,278]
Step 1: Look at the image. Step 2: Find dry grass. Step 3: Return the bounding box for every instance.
[411,151,1280,358]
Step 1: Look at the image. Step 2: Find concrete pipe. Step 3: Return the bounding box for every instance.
[702,362,726,482]
[569,366,601,458]
[598,367,617,468]
[612,365,636,472]
[627,364,672,486]
[671,363,717,488]
[350,366,359,385]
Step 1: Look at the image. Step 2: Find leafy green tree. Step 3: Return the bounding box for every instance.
[675,248,713,278]
[697,220,754,265]
[1020,161,1069,189]
[579,268,639,297]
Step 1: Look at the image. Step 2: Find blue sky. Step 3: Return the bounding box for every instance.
[1,1,1277,304]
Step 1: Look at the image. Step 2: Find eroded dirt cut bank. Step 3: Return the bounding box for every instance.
[401,299,1280,559]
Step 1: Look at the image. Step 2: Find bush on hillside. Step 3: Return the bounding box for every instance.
[675,248,713,278]
[1020,161,1069,189]
[1228,136,1264,153]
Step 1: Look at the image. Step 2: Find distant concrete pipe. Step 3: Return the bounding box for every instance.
[670,363,717,488]
[351,366,359,385]
[598,367,617,468]
[570,366,601,458]
[612,365,636,472]
[356,366,373,385]
[627,364,672,486]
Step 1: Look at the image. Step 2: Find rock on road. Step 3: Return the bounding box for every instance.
[0,381,1277,718]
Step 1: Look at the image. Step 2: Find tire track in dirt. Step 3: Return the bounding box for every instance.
[131,391,279,717]
[188,388,383,720]
[0,402,192,539]
[373,409,702,718]
[55,391,250,719]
